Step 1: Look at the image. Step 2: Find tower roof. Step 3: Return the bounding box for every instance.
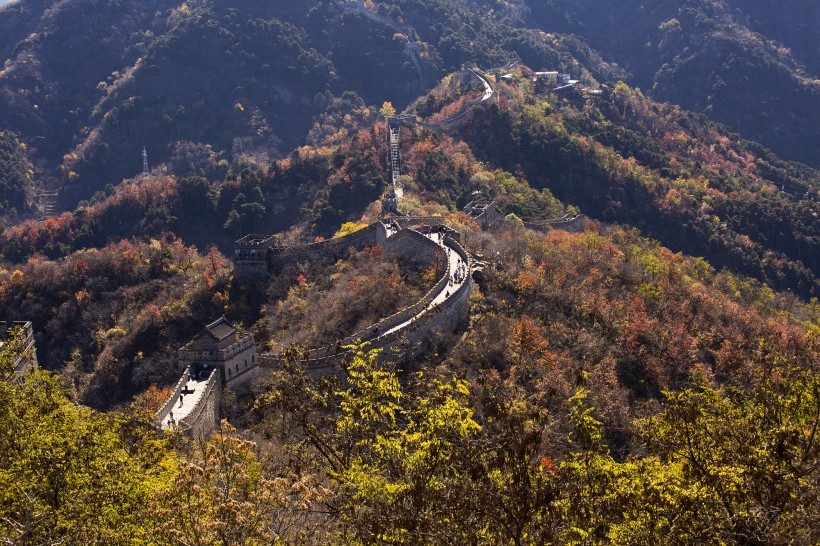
[203,316,237,341]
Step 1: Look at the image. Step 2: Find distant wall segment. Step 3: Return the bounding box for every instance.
[237,223,388,279]
[524,214,586,233]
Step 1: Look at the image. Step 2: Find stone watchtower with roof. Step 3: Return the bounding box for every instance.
[177,317,258,389]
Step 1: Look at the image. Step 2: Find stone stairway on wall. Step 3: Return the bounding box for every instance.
[37,190,59,218]
[389,121,401,185]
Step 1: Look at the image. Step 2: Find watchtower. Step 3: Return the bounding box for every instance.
[463,195,499,230]
[177,317,257,388]
[234,234,276,279]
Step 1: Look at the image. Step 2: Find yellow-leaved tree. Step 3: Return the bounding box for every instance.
[380,101,396,119]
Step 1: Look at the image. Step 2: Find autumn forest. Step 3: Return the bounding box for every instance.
[0,0,818,544]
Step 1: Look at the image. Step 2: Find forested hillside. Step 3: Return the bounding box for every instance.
[2,64,817,299]
[0,0,615,207]
[2,218,818,544]
[455,69,819,296]
[525,0,820,167]
[0,131,33,217]
[0,1,818,544]
[1,0,815,207]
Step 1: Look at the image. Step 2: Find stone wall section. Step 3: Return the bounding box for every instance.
[524,214,586,233]
[266,223,387,274]
[234,224,384,280]
[418,234,472,336]
[234,259,269,280]
[180,369,221,439]
[258,231,472,378]
[224,354,259,391]
[384,228,444,269]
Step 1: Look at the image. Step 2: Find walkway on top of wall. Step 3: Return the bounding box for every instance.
[381,231,468,338]
[257,224,473,372]
[160,372,211,430]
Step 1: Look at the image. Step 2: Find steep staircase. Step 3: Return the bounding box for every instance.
[37,189,59,218]
[389,120,401,185]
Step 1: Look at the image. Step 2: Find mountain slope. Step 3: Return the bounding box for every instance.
[447,69,819,296]
[0,130,34,216]
[524,0,820,167]
[0,0,617,207]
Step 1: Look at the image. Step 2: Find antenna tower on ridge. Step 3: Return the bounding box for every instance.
[142,147,149,176]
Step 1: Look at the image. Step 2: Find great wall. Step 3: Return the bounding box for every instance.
[153,2,588,436]
[158,219,473,436]
[0,1,589,437]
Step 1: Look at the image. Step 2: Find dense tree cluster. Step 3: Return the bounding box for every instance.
[460,71,819,296]
[0,334,321,544]
[0,151,326,261]
[3,320,815,545]
[0,130,33,218]
[0,237,232,407]
[256,346,819,544]
[524,0,820,167]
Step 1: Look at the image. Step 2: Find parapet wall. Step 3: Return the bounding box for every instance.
[524,214,586,233]
[259,230,472,378]
[267,223,387,274]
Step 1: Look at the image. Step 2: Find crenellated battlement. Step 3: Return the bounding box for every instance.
[176,317,258,389]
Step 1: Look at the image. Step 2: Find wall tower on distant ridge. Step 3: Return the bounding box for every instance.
[142,147,149,176]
